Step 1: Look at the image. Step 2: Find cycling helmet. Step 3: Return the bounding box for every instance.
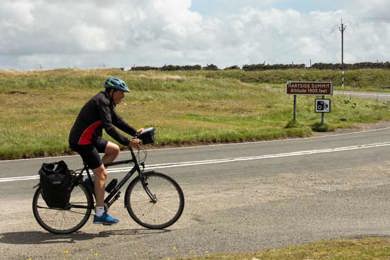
[104,76,129,92]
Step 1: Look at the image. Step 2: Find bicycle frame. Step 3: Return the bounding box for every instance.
[77,146,153,209]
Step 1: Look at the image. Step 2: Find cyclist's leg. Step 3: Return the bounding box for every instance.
[92,164,107,209]
[71,145,104,206]
[71,142,119,224]
[91,140,120,224]
[95,138,120,165]
[102,142,120,165]
[93,165,119,224]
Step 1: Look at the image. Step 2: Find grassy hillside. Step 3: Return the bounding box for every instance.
[170,68,390,90]
[0,68,389,159]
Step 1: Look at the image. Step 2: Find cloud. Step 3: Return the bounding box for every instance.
[350,0,390,21]
[0,0,389,69]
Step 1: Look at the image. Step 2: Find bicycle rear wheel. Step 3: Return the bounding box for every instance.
[125,171,185,229]
[32,183,93,234]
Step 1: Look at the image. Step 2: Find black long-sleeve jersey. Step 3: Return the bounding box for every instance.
[69,91,137,147]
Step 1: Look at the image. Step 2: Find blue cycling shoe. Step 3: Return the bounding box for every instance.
[93,212,119,225]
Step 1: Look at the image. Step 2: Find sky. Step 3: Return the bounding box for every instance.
[1,0,390,70]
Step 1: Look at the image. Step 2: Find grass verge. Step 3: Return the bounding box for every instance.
[1,69,390,159]
[177,236,390,260]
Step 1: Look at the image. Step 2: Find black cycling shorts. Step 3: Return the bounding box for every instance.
[70,138,108,170]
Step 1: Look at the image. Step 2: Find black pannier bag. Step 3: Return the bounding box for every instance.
[39,160,72,208]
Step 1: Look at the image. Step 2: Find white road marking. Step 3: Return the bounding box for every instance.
[1,141,390,183]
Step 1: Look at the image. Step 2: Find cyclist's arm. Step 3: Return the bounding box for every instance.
[112,111,137,137]
[97,101,131,146]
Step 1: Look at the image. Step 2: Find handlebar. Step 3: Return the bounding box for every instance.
[104,127,155,168]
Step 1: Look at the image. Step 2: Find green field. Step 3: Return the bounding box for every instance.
[178,68,390,91]
[0,68,390,159]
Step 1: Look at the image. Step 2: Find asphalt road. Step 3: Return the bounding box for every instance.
[1,126,390,259]
[335,90,390,100]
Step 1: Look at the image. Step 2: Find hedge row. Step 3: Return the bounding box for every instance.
[242,64,305,70]
[130,64,217,71]
[127,62,390,71]
[311,62,390,70]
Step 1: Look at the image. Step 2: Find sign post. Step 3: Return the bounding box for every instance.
[293,95,297,121]
[286,81,333,124]
[315,96,331,124]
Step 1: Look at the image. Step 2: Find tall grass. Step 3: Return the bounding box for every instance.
[174,68,390,90]
[0,68,389,159]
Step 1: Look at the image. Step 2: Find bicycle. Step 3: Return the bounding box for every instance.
[32,131,185,234]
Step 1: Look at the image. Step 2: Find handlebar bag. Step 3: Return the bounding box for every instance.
[138,127,155,145]
[39,160,72,209]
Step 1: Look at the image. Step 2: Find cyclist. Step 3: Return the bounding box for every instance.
[69,76,143,225]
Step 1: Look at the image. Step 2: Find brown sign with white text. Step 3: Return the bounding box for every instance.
[287,81,333,95]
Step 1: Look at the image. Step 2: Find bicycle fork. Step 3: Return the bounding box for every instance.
[140,173,158,203]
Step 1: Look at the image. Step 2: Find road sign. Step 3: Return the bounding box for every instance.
[315,99,331,113]
[287,81,333,95]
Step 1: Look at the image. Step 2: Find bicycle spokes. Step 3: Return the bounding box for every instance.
[125,172,185,229]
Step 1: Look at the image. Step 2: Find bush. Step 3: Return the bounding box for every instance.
[224,65,240,70]
[311,62,390,70]
[243,63,305,71]
[202,64,219,70]
[311,122,333,132]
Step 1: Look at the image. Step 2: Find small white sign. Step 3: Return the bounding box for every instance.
[315,99,331,113]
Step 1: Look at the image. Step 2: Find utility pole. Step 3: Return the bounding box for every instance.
[339,18,346,88]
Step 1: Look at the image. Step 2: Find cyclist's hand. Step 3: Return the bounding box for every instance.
[137,128,145,135]
[129,138,142,149]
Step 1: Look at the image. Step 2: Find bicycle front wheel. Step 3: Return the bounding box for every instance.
[32,183,93,234]
[125,171,185,229]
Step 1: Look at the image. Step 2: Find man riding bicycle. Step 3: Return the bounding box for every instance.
[69,76,142,225]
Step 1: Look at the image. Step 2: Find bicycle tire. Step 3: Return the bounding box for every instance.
[125,171,185,229]
[32,183,93,234]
